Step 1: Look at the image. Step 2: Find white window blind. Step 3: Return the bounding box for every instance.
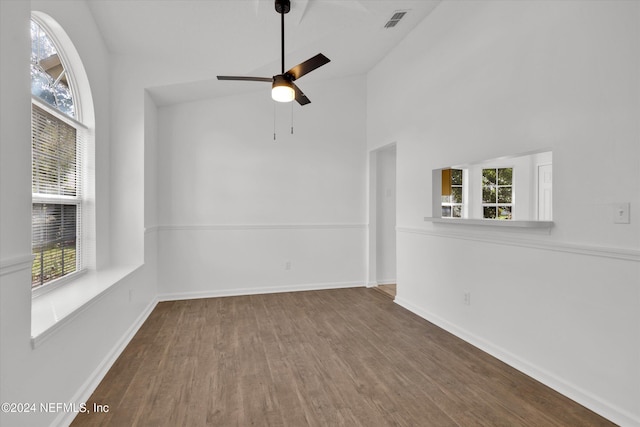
[31,102,85,288]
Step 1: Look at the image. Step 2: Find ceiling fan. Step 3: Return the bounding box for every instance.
[217,0,330,106]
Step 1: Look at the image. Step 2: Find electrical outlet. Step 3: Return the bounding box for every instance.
[464,292,471,306]
[285,261,291,270]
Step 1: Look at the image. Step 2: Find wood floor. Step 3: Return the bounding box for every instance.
[374,284,397,299]
[72,288,614,426]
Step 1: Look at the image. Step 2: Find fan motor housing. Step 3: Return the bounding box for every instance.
[275,0,290,14]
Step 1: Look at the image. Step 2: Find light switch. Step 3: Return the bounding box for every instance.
[613,203,630,224]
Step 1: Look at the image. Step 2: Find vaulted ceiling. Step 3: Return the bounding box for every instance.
[86,0,441,105]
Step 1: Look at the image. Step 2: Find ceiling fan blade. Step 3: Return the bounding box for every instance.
[217,76,272,82]
[292,82,311,106]
[286,53,330,81]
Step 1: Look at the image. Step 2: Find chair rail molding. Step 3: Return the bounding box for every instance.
[0,253,34,276]
[156,223,367,231]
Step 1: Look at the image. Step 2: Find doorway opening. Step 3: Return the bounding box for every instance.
[368,143,397,299]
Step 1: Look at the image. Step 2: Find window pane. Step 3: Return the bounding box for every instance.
[32,203,77,287]
[30,19,74,118]
[498,187,512,203]
[31,20,57,63]
[442,206,452,217]
[483,206,496,219]
[498,206,512,220]
[498,168,513,185]
[482,186,496,203]
[31,66,57,107]
[451,169,463,185]
[53,79,75,117]
[452,205,462,218]
[482,169,496,185]
[32,105,77,196]
[451,187,463,204]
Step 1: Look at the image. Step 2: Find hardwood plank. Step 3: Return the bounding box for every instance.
[72,288,615,427]
[374,284,397,299]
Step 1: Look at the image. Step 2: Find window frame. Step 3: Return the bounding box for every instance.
[30,14,91,297]
[31,98,88,294]
[481,167,514,220]
[441,168,465,219]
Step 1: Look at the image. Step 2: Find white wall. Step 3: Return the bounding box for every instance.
[0,2,158,426]
[368,1,640,425]
[0,4,34,426]
[375,145,396,284]
[156,75,367,298]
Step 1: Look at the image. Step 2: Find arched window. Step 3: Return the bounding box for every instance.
[30,15,92,291]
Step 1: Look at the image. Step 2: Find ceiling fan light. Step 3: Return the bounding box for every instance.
[272,85,295,102]
[272,76,295,103]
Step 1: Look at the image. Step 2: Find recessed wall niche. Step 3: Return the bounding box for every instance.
[429,150,553,227]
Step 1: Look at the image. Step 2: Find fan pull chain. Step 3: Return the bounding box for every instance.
[291,102,294,135]
[273,103,277,141]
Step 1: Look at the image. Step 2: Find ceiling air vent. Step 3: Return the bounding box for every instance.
[384,10,408,29]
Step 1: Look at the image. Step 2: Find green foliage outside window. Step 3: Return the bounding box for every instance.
[482,168,513,219]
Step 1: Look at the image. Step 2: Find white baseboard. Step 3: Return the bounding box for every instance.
[158,281,365,302]
[394,297,640,427]
[55,297,158,427]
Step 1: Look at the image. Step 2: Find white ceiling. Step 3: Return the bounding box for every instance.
[87,0,441,105]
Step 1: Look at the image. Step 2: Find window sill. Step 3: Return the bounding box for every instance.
[424,217,554,229]
[31,264,142,348]
[31,269,87,299]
